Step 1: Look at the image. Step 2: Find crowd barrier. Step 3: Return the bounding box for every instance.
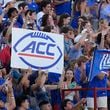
[61,87,110,110]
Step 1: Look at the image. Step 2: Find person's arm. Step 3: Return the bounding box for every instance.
[31,70,47,90]
[80,65,87,82]
[6,89,16,110]
[73,98,86,110]
[45,84,58,90]
[54,0,68,5]
[80,1,86,16]
[35,0,43,3]
[6,79,16,110]
[5,17,17,37]
[97,72,107,80]
[74,32,87,50]
[99,29,108,49]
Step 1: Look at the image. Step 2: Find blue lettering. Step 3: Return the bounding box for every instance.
[36,42,46,55]
[21,41,36,53]
[46,44,55,56]
[21,41,55,57]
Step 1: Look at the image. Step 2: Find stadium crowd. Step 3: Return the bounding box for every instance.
[0,0,110,110]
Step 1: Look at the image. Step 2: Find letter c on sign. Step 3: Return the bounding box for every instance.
[36,42,46,55]
[46,44,55,56]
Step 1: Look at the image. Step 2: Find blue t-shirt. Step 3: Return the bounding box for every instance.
[17,14,24,27]
[55,1,71,15]
[86,61,107,97]
[100,4,110,23]
[0,77,7,103]
[87,0,96,7]
[74,68,81,84]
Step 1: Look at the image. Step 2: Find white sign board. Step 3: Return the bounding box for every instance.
[11,28,64,74]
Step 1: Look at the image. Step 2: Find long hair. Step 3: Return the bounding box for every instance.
[73,0,85,12]
[64,68,74,82]
[41,14,49,27]
[58,13,70,28]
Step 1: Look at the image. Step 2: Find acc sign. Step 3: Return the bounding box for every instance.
[11,28,64,74]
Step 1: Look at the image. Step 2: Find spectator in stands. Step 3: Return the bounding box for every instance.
[23,10,37,30]
[61,98,86,110]
[104,29,110,49]
[31,70,59,105]
[54,0,71,16]
[59,68,80,102]
[74,56,88,85]
[2,0,15,14]
[96,19,109,46]
[31,70,51,104]
[71,0,87,29]
[0,44,11,73]
[41,13,59,33]
[16,95,31,110]
[7,7,22,28]
[77,16,87,34]
[60,26,85,68]
[37,0,51,29]
[99,0,110,24]
[58,13,71,29]
[0,70,16,110]
[17,2,28,26]
[84,44,109,110]
[2,0,15,21]
[39,100,52,110]
[0,28,11,51]
[74,20,95,43]
[87,71,108,110]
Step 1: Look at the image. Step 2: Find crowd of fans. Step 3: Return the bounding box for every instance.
[0,0,110,110]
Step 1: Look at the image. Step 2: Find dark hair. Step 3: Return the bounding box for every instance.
[76,56,88,67]
[39,100,50,108]
[73,0,86,12]
[16,95,28,107]
[7,7,18,18]
[60,26,73,34]
[62,99,71,110]
[18,2,27,10]
[25,10,36,16]
[41,14,50,27]
[58,13,70,28]
[64,68,74,82]
[40,0,51,11]
[43,25,54,32]
[2,28,8,37]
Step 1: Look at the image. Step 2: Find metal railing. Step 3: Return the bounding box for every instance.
[62,87,110,110]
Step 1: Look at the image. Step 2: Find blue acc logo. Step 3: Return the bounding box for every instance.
[100,54,110,70]
[13,32,62,69]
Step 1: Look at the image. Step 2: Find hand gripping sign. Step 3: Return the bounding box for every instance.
[11,28,64,74]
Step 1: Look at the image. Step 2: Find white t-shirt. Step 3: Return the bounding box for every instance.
[37,11,44,28]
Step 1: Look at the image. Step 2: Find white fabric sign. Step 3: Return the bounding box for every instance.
[11,28,64,74]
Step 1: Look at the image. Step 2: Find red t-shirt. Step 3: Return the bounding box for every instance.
[0,46,11,69]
